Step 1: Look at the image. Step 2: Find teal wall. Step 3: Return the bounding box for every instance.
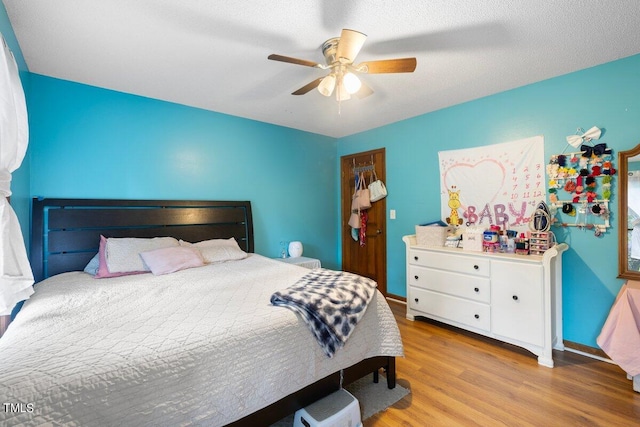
[4,3,640,349]
[338,54,640,348]
[26,75,339,268]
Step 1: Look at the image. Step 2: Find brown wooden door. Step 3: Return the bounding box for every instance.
[341,148,387,296]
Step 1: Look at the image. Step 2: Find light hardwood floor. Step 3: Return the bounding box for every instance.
[366,300,640,426]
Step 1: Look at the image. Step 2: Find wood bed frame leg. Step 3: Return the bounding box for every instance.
[372,357,396,388]
[386,357,396,389]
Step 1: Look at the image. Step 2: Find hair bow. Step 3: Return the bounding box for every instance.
[581,143,611,158]
[566,126,602,148]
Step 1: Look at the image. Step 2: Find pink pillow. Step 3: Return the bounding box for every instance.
[94,235,147,279]
[139,246,205,275]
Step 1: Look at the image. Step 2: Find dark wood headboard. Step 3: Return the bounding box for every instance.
[31,198,254,282]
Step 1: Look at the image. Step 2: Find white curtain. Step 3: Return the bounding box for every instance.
[0,33,33,315]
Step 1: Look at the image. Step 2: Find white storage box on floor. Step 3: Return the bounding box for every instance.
[293,388,362,427]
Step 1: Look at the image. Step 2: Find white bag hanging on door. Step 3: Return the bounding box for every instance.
[368,169,387,202]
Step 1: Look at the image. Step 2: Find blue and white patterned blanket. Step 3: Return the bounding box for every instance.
[270,268,378,357]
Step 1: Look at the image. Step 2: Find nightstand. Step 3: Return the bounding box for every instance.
[275,256,321,269]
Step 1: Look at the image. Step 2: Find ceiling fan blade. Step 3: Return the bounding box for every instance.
[292,78,324,95]
[268,54,323,68]
[354,81,374,99]
[357,58,417,74]
[336,29,367,63]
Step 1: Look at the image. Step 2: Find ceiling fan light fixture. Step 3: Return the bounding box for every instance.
[268,28,417,107]
[317,74,336,97]
[343,72,361,94]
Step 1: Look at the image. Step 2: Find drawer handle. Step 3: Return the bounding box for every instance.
[473,265,479,270]
[474,314,480,319]
[414,256,419,261]
[414,275,419,280]
[474,287,479,293]
[512,295,519,301]
[414,298,419,303]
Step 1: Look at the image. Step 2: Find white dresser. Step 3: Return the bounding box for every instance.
[403,234,568,368]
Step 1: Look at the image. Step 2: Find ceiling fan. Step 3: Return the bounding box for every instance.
[268,29,417,102]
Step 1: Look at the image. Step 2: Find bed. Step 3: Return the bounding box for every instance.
[0,198,403,426]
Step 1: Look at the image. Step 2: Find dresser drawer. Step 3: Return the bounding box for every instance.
[408,249,490,277]
[409,265,490,303]
[409,287,491,332]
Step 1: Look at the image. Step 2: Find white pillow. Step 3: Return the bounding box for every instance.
[140,246,205,275]
[106,237,179,273]
[180,237,248,263]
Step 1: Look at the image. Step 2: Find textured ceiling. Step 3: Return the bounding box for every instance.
[4,0,640,138]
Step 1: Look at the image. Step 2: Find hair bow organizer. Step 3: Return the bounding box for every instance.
[546,125,614,237]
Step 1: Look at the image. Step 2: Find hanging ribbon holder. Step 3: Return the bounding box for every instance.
[547,125,614,237]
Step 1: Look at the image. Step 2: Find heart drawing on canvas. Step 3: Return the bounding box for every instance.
[442,159,507,213]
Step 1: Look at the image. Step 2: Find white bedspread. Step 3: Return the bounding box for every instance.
[0,254,403,426]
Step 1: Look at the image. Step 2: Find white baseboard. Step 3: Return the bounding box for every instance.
[386,297,406,305]
[562,345,614,364]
